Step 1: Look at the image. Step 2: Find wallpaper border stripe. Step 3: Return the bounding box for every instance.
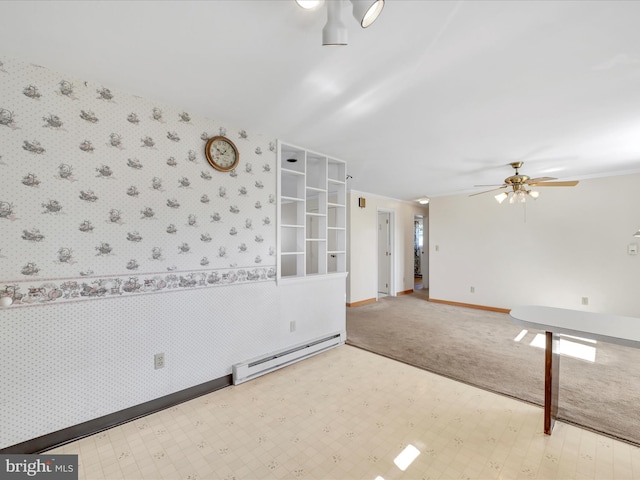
[1,266,275,308]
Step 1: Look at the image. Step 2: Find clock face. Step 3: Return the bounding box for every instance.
[205,136,239,172]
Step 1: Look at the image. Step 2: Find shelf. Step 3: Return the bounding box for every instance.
[307,154,327,189]
[280,144,306,174]
[281,252,304,277]
[327,158,346,183]
[281,171,305,199]
[277,271,348,285]
[281,167,305,176]
[306,185,326,214]
[278,139,346,281]
[280,223,304,253]
[328,226,345,251]
[306,239,327,275]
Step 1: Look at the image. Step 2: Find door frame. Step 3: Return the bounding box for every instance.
[414,215,423,287]
[422,212,429,288]
[414,214,429,289]
[377,208,395,299]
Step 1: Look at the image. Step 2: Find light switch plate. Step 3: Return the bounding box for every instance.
[628,243,638,255]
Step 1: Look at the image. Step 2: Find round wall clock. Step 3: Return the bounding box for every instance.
[205,136,239,172]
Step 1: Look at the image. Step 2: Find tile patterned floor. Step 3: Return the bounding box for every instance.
[48,345,640,479]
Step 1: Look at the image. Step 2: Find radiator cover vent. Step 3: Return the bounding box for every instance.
[232,332,344,385]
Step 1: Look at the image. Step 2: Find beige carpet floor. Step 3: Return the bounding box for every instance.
[346,291,640,446]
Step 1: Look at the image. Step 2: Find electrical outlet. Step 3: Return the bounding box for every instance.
[290,321,296,333]
[435,245,440,252]
[581,297,589,306]
[470,286,475,293]
[154,352,165,370]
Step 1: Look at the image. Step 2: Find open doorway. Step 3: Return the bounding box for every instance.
[377,210,394,298]
[414,215,429,290]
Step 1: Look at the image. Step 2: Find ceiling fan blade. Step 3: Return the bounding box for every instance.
[529,180,579,187]
[525,176,556,184]
[473,184,506,187]
[469,186,507,197]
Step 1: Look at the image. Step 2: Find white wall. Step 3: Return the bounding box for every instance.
[0,277,345,448]
[429,173,640,316]
[347,190,429,304]
[0,55,346,449]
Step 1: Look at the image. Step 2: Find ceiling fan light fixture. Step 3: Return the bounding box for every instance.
[473,162,576,204]
[494,192,508,204]
[323,0,348,46]
[350,0,385,28]
[509,190,527,204]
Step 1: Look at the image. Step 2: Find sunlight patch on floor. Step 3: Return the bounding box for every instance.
[393,444,421,471]
[529,333,597,362]
[514,329,528,342]
[514,329,597,362]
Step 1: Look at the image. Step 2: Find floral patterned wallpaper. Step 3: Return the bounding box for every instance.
[0,56,276,306]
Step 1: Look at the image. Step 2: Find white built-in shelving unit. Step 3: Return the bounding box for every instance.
[277,140,347,282]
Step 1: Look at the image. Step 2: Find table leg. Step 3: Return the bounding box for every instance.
[544,331,560,434]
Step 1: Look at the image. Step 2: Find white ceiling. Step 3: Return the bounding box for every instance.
[2,0,640,201]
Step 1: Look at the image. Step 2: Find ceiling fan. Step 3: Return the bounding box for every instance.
[470,162,579,204]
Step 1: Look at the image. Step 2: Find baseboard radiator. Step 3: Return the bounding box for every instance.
[232,332,344,385]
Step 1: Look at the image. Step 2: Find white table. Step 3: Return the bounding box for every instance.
[510,305,640,434]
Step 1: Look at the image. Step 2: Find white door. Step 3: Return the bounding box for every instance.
[378,211,391,296]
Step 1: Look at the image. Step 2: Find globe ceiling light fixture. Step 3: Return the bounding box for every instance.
[296,0,324,9]
[351,0,385,28]
[297,0,385,46]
